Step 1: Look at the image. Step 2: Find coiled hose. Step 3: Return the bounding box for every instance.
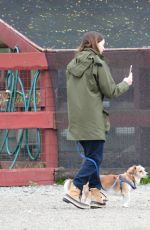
[0,47,41,169]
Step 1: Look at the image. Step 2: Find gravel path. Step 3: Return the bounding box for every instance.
[0,184,150,230]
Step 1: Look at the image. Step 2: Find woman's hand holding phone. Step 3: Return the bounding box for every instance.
[123,65,133,86]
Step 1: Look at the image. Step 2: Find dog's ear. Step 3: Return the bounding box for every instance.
[127,165,136,174]
[134,166,137,170]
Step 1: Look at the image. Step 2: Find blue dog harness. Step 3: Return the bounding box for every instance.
[119,175,136,192]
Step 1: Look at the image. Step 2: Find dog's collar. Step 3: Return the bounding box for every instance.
[119,175,136,191]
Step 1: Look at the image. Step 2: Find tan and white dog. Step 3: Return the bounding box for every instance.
[100,165,148,207]
[64,165,148,208]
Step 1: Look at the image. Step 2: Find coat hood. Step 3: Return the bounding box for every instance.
[66,48,103,78]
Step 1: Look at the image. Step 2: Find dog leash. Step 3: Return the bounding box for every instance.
[76,141,114,192]
[76,142,136,193]
[76,141,99,177]
[103,176,119,193]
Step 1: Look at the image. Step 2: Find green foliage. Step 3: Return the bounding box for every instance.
[56,178,65,185]
[140,174,150,185]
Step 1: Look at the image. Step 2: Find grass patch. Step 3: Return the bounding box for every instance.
[140,174,150,185]
[56,178,65,185]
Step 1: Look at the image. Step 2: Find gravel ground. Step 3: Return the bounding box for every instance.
[0,184,150,230]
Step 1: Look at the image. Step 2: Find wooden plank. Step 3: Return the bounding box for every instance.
[0,161,46,169]
[0,168,54,186]
[0,52,48,70]
[0,111,56,129]
[40,71,58,168]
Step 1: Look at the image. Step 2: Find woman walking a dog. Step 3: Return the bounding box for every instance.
[63,31,133,209]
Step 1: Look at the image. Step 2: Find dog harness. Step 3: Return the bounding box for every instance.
[119,175,136,192]
[101,175,137,193]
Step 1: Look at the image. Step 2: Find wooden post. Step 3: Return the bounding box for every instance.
[40,70,58,169]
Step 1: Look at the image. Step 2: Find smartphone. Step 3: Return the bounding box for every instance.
[129,65,132,74]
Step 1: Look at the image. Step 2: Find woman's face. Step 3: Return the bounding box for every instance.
[97,39,105,54]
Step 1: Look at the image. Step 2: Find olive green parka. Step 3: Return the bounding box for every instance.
[66,48,129,141]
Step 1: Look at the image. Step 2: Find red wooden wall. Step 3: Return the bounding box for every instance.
[0,19,58,186]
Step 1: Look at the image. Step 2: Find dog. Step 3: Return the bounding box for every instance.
[100,165,148,207]
[64,165,148,208]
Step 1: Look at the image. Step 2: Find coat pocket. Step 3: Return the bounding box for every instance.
[103,110,110,133]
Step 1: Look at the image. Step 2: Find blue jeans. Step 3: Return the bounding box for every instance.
[73,140,105,191]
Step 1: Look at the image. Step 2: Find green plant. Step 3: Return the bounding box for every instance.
[140,174,150,185]
[56,178,65,185]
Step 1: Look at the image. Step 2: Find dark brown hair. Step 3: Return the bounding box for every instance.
[77,31,104,53]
